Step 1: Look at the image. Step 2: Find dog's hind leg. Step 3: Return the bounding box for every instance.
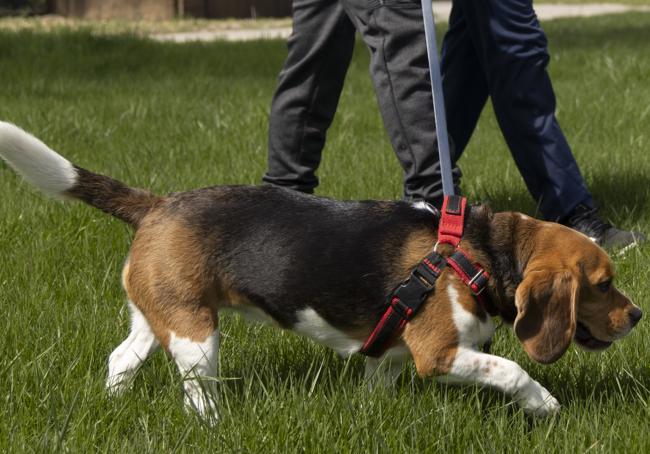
[167,322,220,421]
[125,292,220,421]
[122,218,222,421]
[120,293,220,421]
[106,301,160,394]
[123,295,220,421]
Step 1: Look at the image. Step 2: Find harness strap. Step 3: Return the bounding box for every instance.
[446,249,489,296]
[437,195,466,247]
[439,195,497,315]
[360,251,446,358]
[446,249,497,316]
[360,196,496,357]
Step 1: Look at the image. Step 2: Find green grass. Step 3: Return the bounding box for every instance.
[1,12,650,452]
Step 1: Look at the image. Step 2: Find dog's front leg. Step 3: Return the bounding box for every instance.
[438,347,560,417]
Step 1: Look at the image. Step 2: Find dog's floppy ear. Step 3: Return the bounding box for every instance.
[514,270,579,364]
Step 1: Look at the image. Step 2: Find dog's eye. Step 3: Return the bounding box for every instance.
[597,280,612,293]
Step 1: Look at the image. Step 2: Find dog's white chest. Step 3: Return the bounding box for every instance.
[447,283,495,348]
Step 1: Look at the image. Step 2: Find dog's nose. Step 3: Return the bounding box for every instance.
[629,307,643,327]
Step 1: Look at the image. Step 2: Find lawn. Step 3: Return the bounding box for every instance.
[1,12,650,453]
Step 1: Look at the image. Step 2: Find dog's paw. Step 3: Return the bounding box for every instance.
[520,383,560,417]
[105,373,133,396]
[523,393,560,417]
[184,388,219,424]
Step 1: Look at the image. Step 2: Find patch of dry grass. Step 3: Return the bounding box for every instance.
[0,14,291,36]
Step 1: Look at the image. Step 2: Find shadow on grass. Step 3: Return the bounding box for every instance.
[554,364,650,405]
[550,14,650,52]
[469,169,650,221]
[588,171,650,217]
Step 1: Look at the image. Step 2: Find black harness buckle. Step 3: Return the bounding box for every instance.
[391,273,433,320]
[388,251,447,320]
[390,297,414,320]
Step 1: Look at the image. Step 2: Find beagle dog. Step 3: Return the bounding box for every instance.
[0,122,642,420]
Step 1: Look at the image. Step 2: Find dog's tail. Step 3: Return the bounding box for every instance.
[0,121,160,227]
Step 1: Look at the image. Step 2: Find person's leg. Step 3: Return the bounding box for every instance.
[440,1,489,161]
[343,0,459,207]
[263,0,356,193]
[453,0,593,221]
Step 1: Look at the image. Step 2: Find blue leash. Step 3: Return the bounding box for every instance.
[421,0,455,196]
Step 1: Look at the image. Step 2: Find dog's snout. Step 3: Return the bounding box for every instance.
[629,307,643,327]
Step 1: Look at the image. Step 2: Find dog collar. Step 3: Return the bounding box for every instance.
[360,196,495,358]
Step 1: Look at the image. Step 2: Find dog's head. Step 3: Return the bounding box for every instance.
[511,219,641,364]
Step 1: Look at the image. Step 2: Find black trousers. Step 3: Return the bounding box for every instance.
[263,0,453,207]
[264,0,593,219]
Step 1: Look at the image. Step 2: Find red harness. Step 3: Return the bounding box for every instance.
[360,195,493,358]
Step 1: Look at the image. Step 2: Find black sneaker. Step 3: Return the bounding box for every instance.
[562,204,645,249]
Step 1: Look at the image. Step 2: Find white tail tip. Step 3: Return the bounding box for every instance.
[0,121,77,197]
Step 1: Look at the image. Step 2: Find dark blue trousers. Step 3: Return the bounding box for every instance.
[441,0,594,220]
